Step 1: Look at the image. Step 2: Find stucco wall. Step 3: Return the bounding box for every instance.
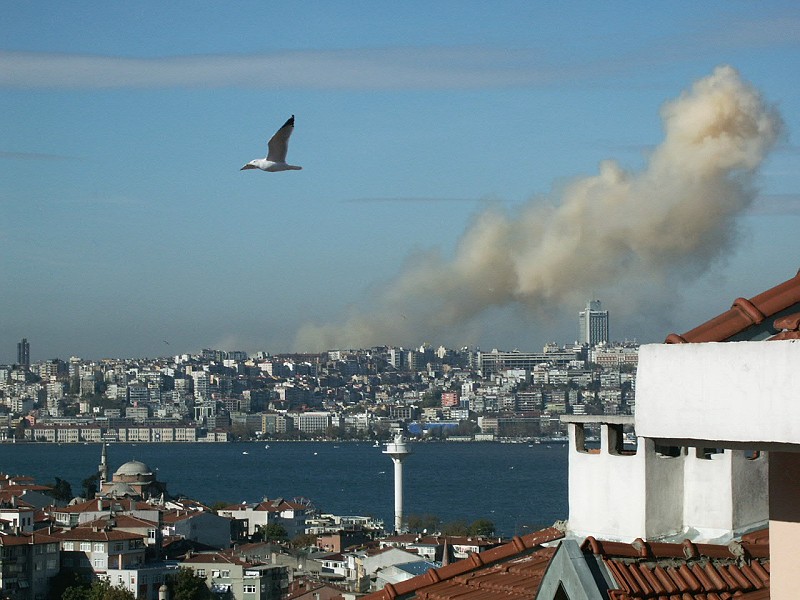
[567,426,766,541]
[643,440,684,539]
[636,340,800,446]
[567,423,647,541]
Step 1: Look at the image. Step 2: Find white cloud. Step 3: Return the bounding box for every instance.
[0,47,564,90]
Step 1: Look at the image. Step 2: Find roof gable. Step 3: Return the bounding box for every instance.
[666,268,800,343]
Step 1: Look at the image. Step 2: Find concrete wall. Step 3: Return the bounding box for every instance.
[731,449,768,534]
[567,422,648,541]
[566,423,766,542]
[636,340,800,447]
[643,439,684,539]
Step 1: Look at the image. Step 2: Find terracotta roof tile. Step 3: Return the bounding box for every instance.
[581,535,770,600]
[363,527,563,600]
[666,268,800,343]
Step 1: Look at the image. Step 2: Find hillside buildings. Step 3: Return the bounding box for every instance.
[1,304,637,446]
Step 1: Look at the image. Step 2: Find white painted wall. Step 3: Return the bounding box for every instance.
[566,424,767,542]
[636,340,800,445]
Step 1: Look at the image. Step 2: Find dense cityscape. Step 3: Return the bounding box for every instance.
[1,302,638,445]
[0,300,633,599]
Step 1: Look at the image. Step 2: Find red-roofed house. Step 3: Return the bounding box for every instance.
[52,527,146,576]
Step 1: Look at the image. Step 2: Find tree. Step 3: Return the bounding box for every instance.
[255,522,288,542]
[168,567,213,600]
[82,472,100,499]
[14,418,27,440]
[469,518,496,537]
[48,570,86,599]
[63,578,135,600]
[406,513,441,534]
[291,533,318,549]
[441,520,469,536]
[46,477,74,502]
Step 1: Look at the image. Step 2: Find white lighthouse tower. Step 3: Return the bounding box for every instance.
[383,432,412,533]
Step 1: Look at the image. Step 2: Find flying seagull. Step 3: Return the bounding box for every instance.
[241,115,302,172]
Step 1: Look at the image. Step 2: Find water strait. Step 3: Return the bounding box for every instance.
[0,441,569,537]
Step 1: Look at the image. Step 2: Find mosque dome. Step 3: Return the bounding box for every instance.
[114,460,153,481]
[105,481,138,497]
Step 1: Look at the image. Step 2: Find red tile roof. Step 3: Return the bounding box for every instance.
[0,531,61,546]
[77,514,157,529]
[582,532,770,600]
[182,551,249,567]
[362,527,564,600]
[666,268,800,343]
[51,528,145,542]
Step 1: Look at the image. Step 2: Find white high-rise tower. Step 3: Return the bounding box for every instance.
[383,433,412,533]
[579,300,609,346]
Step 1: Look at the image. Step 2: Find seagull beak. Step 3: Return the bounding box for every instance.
[241,164,256,170]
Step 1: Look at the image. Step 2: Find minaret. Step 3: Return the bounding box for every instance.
[383,433,412,533]
[99,442,108,486]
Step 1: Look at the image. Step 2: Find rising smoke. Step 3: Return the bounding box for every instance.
[295,66,783,351]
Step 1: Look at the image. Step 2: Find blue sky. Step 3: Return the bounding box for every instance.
[2,2,799,361]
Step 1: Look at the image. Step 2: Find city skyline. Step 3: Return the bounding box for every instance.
[2,3,799,363]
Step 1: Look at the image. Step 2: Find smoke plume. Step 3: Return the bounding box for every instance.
[295,66,783,351]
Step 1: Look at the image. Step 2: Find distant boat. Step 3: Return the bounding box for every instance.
[265,445,270,450]
[242,451,249,455]
[373,441,380,448]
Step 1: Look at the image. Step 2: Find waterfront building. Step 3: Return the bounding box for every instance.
[578,299,609,346]
[292,411,334,434]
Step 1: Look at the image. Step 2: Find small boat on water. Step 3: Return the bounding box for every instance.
[242,451,249,455]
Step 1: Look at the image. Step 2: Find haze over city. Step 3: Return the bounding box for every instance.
[2,3,799,362]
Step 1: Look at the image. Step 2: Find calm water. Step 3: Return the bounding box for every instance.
[0,441,568,537]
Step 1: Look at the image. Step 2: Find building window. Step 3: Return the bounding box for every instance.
[197,569,205,577]
[94,543,105,552]
[94,558,105,568]
[64,542,74,551]
[221,570,230,578]
[80,542,91,552]
[113,543,124,552]
[243,585,257,594]
[47,558,57,570]
[212,570,220,578]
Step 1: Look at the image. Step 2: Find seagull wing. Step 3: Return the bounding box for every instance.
[266,115,295,162]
